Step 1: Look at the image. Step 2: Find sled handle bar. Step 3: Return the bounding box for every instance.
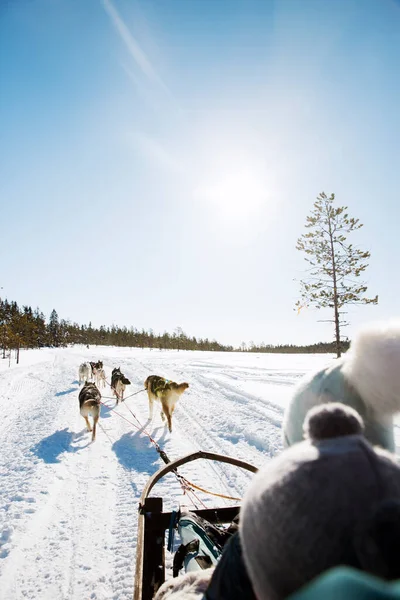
[134,451,257,600]
[138,450,258,506]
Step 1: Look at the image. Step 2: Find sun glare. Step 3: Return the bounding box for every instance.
[194,169,268,224]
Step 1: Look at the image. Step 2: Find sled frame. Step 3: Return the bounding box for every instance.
[133,450,257,600]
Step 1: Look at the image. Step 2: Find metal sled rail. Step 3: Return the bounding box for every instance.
[134,451,257,600]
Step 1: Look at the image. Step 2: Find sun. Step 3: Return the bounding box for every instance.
[194,168,268,224]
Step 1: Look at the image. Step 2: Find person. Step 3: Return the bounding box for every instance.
[283,320,400,451]
[155,403,400,599]
[240,403,400,600]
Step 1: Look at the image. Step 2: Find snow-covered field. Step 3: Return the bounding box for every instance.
[0,346,335,599]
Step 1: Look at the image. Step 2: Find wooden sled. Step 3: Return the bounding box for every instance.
[133,450,257,600]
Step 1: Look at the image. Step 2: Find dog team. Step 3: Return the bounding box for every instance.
[78,320,400,459]
[77,360,190,442]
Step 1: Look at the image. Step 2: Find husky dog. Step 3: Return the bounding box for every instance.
[78,362,92,385]
[144,375,189,433]
[111,367,131,404]
[79,382,101,442]
[95,368,106,388]
[283,320,400,452]
[90,360,103,379]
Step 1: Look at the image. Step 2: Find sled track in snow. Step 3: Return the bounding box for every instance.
[123,355,286,502]
[127,358,251,498]
[173,403,253,502]
[0,357,90,597]
[111,466,137,600]
[107,356,247,504]
[1,347,325,600]
[172,381,282,500]
[0,358,62,564]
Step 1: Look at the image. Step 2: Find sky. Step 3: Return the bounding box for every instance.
[1,0,399,347]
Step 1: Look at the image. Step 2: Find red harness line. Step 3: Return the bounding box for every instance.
[99,399,208,508]
[100,399,241,507]
[101,376,239,506]
[104,378,146,402]
[95,374,202,505]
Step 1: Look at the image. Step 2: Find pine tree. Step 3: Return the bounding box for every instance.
[296,192,378,358]
[48,309,60,347]
[33,308,47,347]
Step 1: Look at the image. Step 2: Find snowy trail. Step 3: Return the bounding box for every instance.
[0,346,333,600]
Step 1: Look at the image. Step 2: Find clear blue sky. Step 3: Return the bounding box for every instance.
[1,0,399,347]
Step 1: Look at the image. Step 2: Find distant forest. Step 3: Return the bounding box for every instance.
[0,297,350,356]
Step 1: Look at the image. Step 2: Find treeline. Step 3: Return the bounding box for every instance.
[0,299,232,353]
[245,341,350,354]
[0,297,348,356]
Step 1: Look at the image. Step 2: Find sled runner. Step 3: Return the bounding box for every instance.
[134,450,257,600]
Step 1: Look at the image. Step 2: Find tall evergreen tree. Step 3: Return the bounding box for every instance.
[296,192,378,357]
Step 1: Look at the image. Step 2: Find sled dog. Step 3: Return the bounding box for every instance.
[95,368,106,388]
[90,360,103,379]
[144,375,189,432]
[78,362,92,384]
[79,382,101,442]
[111,367,131,403]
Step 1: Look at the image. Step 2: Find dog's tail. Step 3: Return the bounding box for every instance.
[85,398,101,409]
[144,376,150,390]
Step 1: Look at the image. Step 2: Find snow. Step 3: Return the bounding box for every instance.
[0,346,335,599]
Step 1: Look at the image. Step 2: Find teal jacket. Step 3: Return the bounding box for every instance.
[289,567,400,600]
[283,360,395,453]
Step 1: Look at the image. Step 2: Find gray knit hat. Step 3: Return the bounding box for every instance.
[240,403,400,600]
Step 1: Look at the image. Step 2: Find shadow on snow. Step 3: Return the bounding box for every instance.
[32,428,88,463]
[112,420,168,474]
[55,386,79,397]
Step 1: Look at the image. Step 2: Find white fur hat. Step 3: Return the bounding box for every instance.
[342,319,400,416]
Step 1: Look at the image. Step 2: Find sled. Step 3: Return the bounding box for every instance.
[134,450,257,600]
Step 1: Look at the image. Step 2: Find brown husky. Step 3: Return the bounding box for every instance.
[144,375,189,432]
[79,382,101,442]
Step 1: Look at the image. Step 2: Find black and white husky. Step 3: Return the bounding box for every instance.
[111,367,131,404]
[90,361,103,380]
[79,382,101,442]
